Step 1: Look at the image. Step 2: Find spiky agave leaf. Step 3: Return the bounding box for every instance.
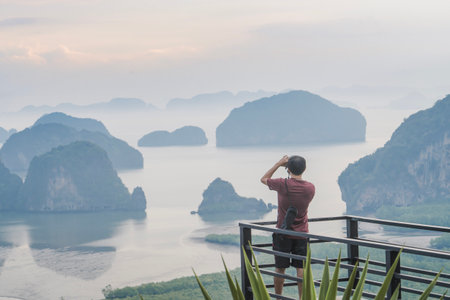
[325,249,342,300]
[192,268,212,300]
[418,270,442,300]
[249,243,271,300]
[389,285,400,300]
[318,257,330,300]
[351,254,369,300]
[222,255,244,300]
[374,249,403,300]
[342,261,359,300]
[234,278,245,300]
[301,245,317,300]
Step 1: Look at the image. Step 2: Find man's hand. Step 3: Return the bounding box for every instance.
[277,155,289,168]
[261,155,289,185]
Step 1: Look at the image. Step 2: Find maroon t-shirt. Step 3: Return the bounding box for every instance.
[267,178,315,238]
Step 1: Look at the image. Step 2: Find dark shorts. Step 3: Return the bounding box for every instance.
[272,233,308,268]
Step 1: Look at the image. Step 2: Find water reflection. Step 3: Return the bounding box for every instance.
[0,211,145,280]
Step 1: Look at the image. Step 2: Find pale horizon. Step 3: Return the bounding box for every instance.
[2,0,450,111]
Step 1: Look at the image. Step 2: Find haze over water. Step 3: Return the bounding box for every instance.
[0,106,418,299]
[2,1,449,299]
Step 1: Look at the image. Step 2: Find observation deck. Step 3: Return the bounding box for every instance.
[239,215,450,299]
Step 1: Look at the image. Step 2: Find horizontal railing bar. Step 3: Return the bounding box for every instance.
[251,216,347,226]
[260,269,302,283]
[309,216,349,222]
[251,246,389,277]
[240,222,450,259]
[265,282,298,288]
[356,257,450,280]
[364,279,383,287]
[400,265,450,279]
[261,268,377,299]
[401,286,450,299]
[356,237,450,257]
[345,215,450,233]
[395,273,450,288]
[356,257,386,267]
[267,291,295,300]
[252,243,271,247]
[259,263,275,268]
[251,215,450,233]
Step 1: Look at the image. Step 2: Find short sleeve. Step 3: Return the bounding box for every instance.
[267,178,283,192]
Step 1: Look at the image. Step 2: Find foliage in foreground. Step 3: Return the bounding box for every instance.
[103,240,449,299]
[194,244,445,300]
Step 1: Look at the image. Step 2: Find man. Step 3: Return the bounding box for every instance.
[260,155,315,299]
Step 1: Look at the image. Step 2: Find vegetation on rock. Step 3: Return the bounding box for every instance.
[339,95,450,214]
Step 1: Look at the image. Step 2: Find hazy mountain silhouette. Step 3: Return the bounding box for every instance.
[166,90,276,111]
[216,90,366,147]
[20,97,157,114]
[138,126,208,147]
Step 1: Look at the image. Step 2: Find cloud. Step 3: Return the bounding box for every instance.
[0,17,40,27]
[0,43,202,67]
[0,45,46,64]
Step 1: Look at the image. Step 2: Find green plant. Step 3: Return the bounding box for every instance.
[194,244,446,299]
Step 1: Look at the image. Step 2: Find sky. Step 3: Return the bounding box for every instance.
[1,0,450,111]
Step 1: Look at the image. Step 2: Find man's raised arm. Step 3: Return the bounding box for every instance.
[260,155,289,185]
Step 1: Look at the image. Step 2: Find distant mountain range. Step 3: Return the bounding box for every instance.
[19,98,157,114]
[166,90,276,111]
[16,91,278,114]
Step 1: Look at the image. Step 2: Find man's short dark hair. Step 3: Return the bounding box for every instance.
[287,156,306,175]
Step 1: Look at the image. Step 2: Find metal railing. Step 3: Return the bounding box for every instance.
[239,215,450,300]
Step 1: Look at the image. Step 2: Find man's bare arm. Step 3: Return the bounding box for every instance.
[260,155,289,185]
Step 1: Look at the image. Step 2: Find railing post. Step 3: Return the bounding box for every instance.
[386,249,401,299]
[346,217,359,287]
[240,225,252,300]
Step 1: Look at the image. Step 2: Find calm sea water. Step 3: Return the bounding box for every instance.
[0,107,419,299]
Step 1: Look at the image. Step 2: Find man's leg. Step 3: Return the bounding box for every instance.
[291,238,308,300]
[273,233,291,298]
[296,267,304,299]
[274,267,286,298]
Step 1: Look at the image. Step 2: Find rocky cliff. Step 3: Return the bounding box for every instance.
[17,141,146,211]
[338,95,450,214]
[0,161,22,210]
[216,90,366,147]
